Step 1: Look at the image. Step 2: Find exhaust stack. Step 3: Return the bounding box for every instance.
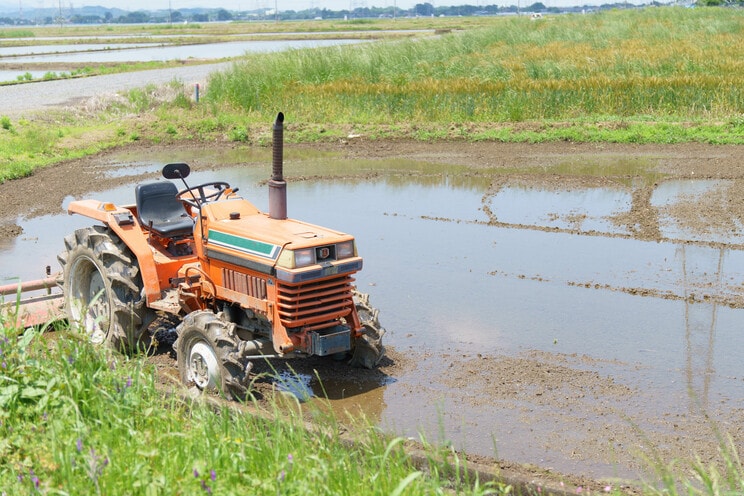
[268,112,287,220]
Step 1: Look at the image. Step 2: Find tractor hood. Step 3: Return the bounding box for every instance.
[200,199,361,280]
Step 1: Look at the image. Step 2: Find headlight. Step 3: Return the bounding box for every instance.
[294,248,315,268]
[336,240,355,259]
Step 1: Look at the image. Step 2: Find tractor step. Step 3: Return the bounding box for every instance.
[149,288,182,314]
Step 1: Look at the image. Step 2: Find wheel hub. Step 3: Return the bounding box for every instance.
[188,341,220,389]
[69,257,109,344]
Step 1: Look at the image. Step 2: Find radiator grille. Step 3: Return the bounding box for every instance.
[222,268,267,300]
[276,275,354,329]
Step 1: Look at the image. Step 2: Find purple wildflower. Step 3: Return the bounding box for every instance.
[29,469,39,489]
[277,470,286,483]
[200,479,212,494]
[193,469,199,478]
[76,438,83,453]
[210,469,216,481]
[125,376,132,388]
[1,361,6,369]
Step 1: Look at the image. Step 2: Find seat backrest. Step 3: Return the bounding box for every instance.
[135,181,193,237]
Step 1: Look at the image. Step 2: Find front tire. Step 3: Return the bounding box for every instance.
[349,291,386,369]
[58,226,152,352]
[175,311,253,400]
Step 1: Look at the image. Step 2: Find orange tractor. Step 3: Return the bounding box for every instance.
[2,113,384,399]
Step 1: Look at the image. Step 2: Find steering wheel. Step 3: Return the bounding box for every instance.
[177,181,232,209]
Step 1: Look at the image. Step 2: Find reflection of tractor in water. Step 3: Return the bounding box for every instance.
[15,112,384,399]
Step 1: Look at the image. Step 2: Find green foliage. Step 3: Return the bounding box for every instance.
[229,126,249,142]
[126,86,157,112]
[0,29,34,38]
[0,323,503,495]
[171,91,193,110]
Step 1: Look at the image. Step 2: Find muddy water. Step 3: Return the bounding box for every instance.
[3,147,744,482]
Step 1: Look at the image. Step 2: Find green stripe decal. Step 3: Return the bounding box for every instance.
[208,230,281,260]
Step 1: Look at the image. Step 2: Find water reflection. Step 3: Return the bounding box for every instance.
[0,43,159,57]
[4,38,369,64]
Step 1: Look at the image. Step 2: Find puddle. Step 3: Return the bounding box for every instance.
[272,370,314,402]
[3,147,744,481]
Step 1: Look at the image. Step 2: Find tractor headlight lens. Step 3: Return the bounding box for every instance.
[336,241,355,259]
[294,248,315,268]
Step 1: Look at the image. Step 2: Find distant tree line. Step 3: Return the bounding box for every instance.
[1,1,741,26]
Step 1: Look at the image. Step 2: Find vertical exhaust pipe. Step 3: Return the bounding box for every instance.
[268,112,287,220]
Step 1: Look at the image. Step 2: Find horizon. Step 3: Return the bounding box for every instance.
[0,0,647,14]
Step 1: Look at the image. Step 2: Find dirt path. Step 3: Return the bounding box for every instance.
[0,63,231,117]
[3,139,744,493]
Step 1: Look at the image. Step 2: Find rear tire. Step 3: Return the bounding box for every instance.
[175,311,253,400]
[58,226,152,352]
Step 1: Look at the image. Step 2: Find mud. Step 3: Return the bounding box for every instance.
[3,139,744,492]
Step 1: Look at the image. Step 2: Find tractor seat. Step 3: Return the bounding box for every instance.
[135,181,194,238]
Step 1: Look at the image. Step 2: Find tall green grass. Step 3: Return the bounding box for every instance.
[206,8,744,126]
[0,323,502,495]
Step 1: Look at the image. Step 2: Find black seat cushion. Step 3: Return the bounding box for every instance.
[135,181,194,238]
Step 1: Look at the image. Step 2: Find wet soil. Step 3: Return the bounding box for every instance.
[4,140,744,241]
[3,139,744,493]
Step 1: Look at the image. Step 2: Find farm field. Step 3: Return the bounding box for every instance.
[2,7,744,495]
[3,138,744,494]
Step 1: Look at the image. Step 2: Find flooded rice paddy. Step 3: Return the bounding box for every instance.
[0,35,371,82]
[1,39,368,65]
[2,144,744,483]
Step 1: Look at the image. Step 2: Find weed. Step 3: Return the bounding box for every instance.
[0,321,505,495]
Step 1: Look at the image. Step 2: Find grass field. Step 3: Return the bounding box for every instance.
[1,8,744,183]
[204,7,744,142]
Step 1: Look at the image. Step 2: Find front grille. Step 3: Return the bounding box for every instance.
[222,268,267,300]
[276,274,355,330]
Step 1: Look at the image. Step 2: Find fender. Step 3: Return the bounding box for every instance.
[67,199,165,304]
